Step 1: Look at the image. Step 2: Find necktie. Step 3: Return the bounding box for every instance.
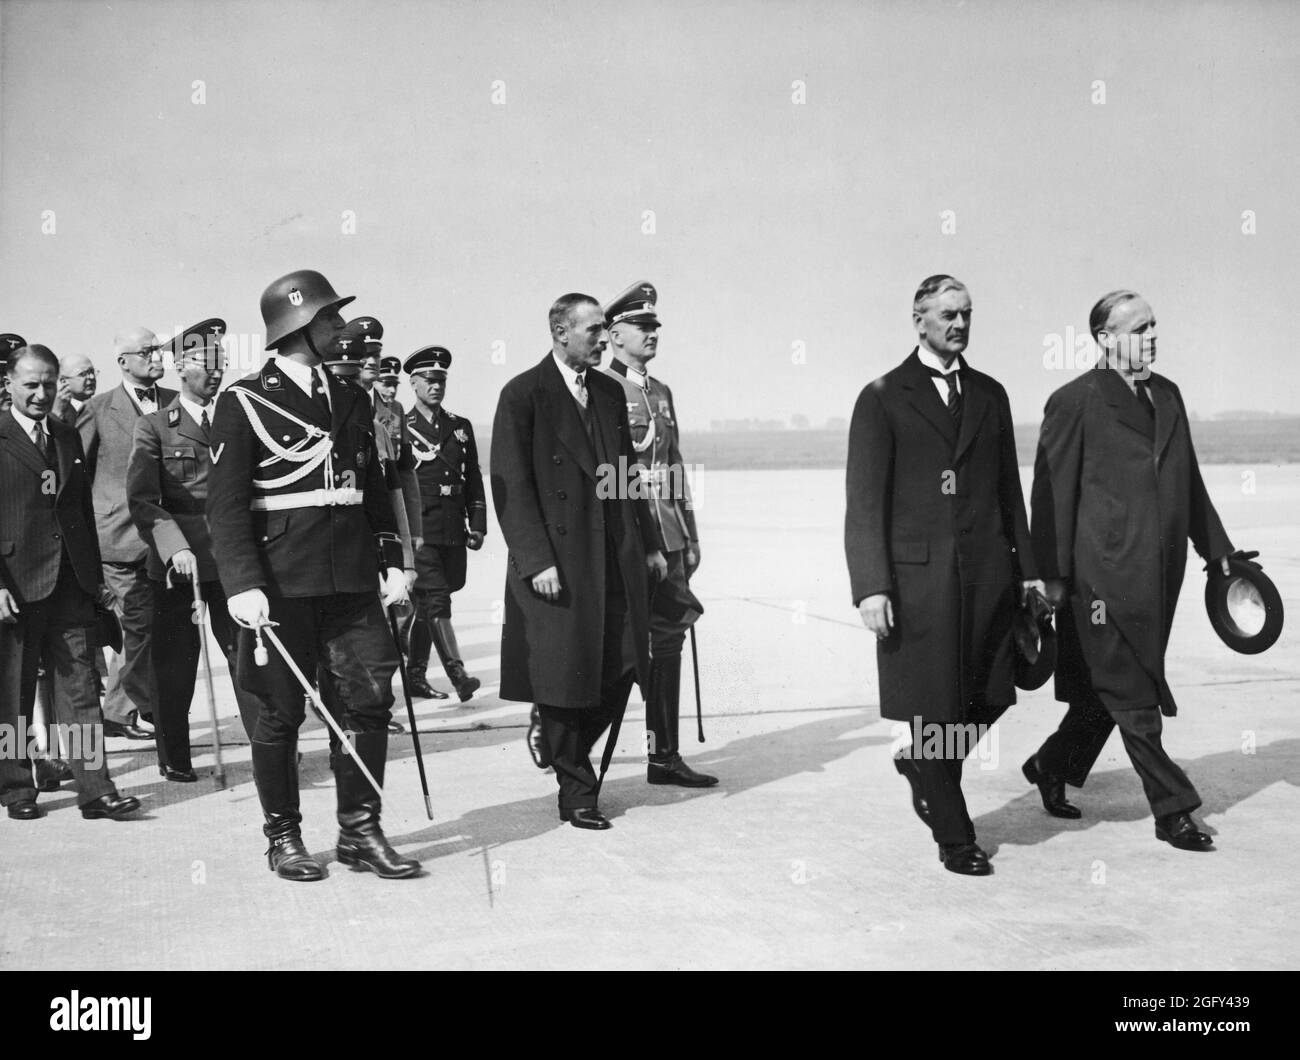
[32,424,55,477]
[926,367,963,426]
[1135,380,1155,419]
[200,407,211,439]
[135,386,157,412]
[574,372,588,409]
[310,370,330,419]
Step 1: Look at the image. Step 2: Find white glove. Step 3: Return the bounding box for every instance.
[228,588,270,629]
[380,567,409,608]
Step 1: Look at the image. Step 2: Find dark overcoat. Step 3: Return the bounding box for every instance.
[1030,367,1232,715]
[844,350,1036,724]
[491,353,662,709]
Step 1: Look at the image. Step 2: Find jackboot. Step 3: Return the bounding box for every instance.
[406,619,448,700]
[335,730,421,879]
[252,739,325,882]
[432,616,480,702]
[646,654,718,787]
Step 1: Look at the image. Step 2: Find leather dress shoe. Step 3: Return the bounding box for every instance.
[7,800,43,820]
[561,807,612,830]
[159,765,198,783]
[893,754,931,824]
[80,793,142,820]
[102,720,153,741]
[527,705,550,769]
[648,753,718,787]
[406,672,449,700]
[938,842,992,876]
[1155,812,1215,851]
[33,758,72,792]
[1022,754,1081,819]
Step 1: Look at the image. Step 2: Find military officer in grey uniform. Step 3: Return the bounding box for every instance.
[208,269,418,882]
[127,318,260,779]
[602,282,716,787]
[403,346,487,702]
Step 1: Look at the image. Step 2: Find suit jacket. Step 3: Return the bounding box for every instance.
[1031,367,1232,714]
[207,360,401,599]
[406,404,487,545]
[0,410,102,604]
[844,349,1035,723]
[491,353,663,708]
[127,396,219,583]
[80,382,178,563]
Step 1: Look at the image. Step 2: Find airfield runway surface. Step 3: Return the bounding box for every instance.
[2,466,1296,970]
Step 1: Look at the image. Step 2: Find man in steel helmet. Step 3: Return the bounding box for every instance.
[207,269,418,882]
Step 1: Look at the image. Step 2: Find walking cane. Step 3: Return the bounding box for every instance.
[254,624,387,804]
[188,576,226,789]
[388,608,434,820]
[689,625,704,743]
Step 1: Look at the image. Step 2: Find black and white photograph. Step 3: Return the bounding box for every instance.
[1,0,1296,1008]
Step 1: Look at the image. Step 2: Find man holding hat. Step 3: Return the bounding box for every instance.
[403,346,487,702]
[127,319,259,781]
[80,327,177,742]
[1026,290,1233,851]
[207,269,417,882]
[601,281,715,787]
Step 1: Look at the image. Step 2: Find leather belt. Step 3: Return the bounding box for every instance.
[250,488,365,511]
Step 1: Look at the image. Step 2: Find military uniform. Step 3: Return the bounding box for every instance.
[403,346,487,701]
[126,319,259,778]
[601,282,716,787]
[207,269,417,882]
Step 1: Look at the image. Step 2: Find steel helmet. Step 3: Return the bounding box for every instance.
[260,269,355,350]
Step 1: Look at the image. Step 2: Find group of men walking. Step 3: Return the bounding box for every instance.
[0,270,713,878]
[2,267,1246,882]
[846,275,1237,875]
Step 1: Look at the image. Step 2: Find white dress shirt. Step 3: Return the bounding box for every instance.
[273,355,332,411]
[178,394,213,431]
[917,345,963,403]
[551,350,589,408]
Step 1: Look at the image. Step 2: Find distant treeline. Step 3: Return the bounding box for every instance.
[673,419,1300,470]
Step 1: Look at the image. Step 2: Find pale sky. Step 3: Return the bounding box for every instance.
[3,0,1298,428]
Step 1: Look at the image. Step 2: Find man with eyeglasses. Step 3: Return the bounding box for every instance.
[52,354,99,425]
[79,328,177,741]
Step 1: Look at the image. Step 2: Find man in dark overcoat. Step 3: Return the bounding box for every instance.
[1024,290,1232,852]
[845,274,1039,875]
[491,292,666,830]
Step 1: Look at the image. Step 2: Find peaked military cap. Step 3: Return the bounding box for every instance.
[0,333,26,354]
[404,346,452,376]
[346,316,384,351]
[604,280,659,328]
[162,318,226,364]
[378,355,402,380]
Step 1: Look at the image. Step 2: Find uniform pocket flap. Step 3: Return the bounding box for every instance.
[893,541,929,564]
[163,446,197,459]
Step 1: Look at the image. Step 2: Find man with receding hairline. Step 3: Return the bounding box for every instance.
[0,344,140,820]
[1024,289,1234,852]
[53,353,98,425]
[491,293,667,829]
[846,274,1040,876]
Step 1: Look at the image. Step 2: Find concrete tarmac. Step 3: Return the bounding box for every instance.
[1,466,1296,970]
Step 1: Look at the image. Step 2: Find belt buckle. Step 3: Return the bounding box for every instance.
[440,485,452,496]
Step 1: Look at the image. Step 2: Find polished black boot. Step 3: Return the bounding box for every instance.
[335,730,421,879]
[432,616,480,702]
[407,619,449,700]
[252,739,325,882]
[646,654,717,787]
